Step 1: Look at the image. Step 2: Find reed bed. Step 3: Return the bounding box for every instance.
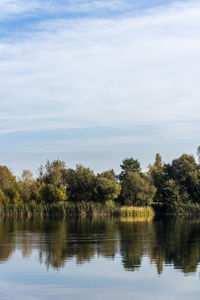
[0,203,157,218]
[0,202,121,217]
[120,206,155,218]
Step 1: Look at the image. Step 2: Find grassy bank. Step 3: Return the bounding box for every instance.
[120,206,155,218]
[2,202,200,217]
[0,202,155,218]
[0,202,120,217]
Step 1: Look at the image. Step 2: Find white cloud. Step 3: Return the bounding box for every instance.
[0,0,40,18]
[0,0,200,141]
[0,0,130,20]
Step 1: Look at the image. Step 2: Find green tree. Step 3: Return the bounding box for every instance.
[39,160,67,186]
[31,181,46,204]
[0,188,9,204]
[119,157,141,181]
[163,154,200,205]
[19,170,35,203]
[162,179,182,206]
[66,165,96,202]
[42,184,67,203]
[38,160,68,203]
[0,166,20,204]
[121,172,156,206]
[96,171,121,203]
[149,154,164,203]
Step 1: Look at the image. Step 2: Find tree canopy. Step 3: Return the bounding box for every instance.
[1,146,200,208]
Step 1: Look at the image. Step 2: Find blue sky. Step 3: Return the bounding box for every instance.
[0,0,200,176]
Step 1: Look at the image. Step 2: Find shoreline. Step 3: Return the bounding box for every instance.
[0,203,153,217]
[0,203,200,217]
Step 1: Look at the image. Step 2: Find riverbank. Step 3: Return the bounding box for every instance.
[1,202,200,217]
[0,202,154,217]
[153,203,200,217]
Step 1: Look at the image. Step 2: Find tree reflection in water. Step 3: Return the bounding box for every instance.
[0,217,200,275]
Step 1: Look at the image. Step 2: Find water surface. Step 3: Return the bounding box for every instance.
[0,217,200,299]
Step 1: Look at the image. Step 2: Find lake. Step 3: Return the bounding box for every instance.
[0,216,199,299]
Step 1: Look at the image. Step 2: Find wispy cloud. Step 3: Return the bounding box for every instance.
[0,0,40,19]
[0,0,131,20]
[1,1,200,132]
[0,0,200,172]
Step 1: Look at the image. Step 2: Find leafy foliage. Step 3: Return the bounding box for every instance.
[119,157,141,181]
[121,172,156,206]
[1,146,200,210]
[96,171,121,202]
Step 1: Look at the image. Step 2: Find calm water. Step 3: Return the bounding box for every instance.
[0,217,200,300]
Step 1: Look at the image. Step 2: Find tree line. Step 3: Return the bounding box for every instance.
[1,146,200,207]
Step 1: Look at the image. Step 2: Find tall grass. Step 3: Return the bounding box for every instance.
[0,202,156,218]
[0,201,121,217]
[120,206,155,218]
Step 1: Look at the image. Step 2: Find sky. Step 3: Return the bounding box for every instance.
[0,0,200,176]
